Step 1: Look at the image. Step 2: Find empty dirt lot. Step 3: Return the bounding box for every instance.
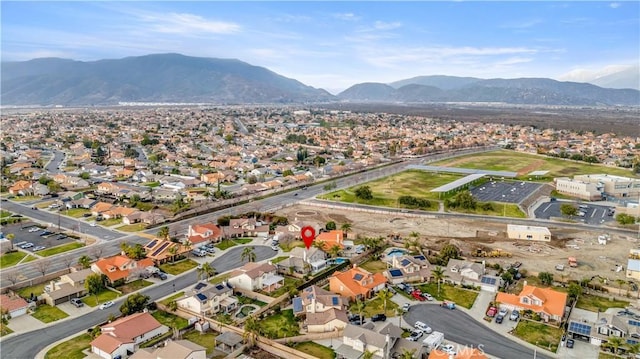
[278,204,639,286]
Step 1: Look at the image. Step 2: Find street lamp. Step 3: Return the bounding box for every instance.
[502,195,506,217]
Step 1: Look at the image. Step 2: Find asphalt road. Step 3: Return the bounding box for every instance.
[0,245,276,359]
[44,149,65,174]
[405,304,551,359]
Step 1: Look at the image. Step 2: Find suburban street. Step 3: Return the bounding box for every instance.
[405,304,551,359]
[0,245,276,359]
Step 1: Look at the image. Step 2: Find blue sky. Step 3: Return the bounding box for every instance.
[2,1,638,93]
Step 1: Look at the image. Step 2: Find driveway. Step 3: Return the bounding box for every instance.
[405,304,553,359]
[7,314,45,333]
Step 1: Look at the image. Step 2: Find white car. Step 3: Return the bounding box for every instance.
[99,301,114,310]
[89,222,97,227]
[441,344,456,355]
[414,321,433,334]
[498,308,509,317]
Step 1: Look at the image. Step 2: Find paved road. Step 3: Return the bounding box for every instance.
[44,149,65,174]
[1,245,276,359]
[405,304,551,359]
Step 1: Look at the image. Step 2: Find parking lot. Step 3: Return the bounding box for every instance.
[534,201,616,225]
[5,221,77,253]
[470,180,542,204]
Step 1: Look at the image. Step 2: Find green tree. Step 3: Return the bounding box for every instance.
[395,306,404,327]
[538,272,554,286]
[119,293,150,316]
[198,263,216,281]
[79,172,91,180]
[616,213,638,225]
[328,244,342,258]
[168,245,179,263]
[354,185,373,200]
[340,222,352,236]
[85,273,105,304]
[439,244,461,263]
[453,190,476,209]
[568,282,582,299]
[312,241,327,251]
[325,221,337,230]
[243,316,260,347]
[241,246,256,263]
[399,349,416,359]
[167,300,178,312]
[78,255,92,269]
[282,169,294,177]
[560,204,578,217]
[5,233,14,251]
[362,349,378,359]
[352,299,365,326]
[376,289,394,312]
[431,266,447,295]
[604,336,624,355]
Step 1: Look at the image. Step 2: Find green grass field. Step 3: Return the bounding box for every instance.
[291,342,336,359]
[159,291,184,306]
[63,208,90,218]
[182,330,219,355]
[116,279,153,294]
[513,320,562,353]
[215,239,238,250]
[116,223,148,232]
[259,309,300,338]
[319,170,459,205]
[16,282,48,298]
[82,289,120,307]
[38,242,85,257]
[151,310,189,329]
[432,150,639,179]
[0,251,36,268]
[417,283,479,309]
[44,333,92,359]
[159,259,198,275]
[360,260,388,273]
[31,304,69,323]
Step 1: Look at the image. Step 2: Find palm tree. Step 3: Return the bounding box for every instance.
[376,289,394,312]
[78,255,92,269]
[432,266,447,295]
[395,306,404,327]
[157,226,170,241]
[6,233,14,250]
[328,244,342,258]
[626,342,640,358]
[352,299,365,326]
[605,336,624,355]
[399,349,416,359]
[168,245,179,263]
[404,238,420,254]
[183,240,192,257]
[241,246,256,263]
[312,240,327,251]
[615,279,626,296]
[242,316,260,348]
[362,349,378,359]
[197,263,216,281]
[340,223,352,237]
[409,231,420,239]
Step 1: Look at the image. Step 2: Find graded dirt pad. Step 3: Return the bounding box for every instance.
[278,204,638,284]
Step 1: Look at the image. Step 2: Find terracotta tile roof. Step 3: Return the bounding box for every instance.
[93,255,154,282]
[91,333,132,354]
[330,266,387,298]
[0,294,29,312]
[316,230,344,250]
[496,285,567,318]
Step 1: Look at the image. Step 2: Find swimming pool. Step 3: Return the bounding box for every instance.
[329,257,348,265]
[386,248,407,257]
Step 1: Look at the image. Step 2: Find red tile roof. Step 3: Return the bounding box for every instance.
[0,294,29,312]
[496,285,567,318]
[93,255,154,282]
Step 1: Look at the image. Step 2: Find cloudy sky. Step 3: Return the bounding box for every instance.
[2,1,638,93]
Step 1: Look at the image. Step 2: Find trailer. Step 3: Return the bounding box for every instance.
[422,331,444,351]
[568,257,578,267]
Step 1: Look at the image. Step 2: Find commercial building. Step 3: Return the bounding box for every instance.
[507,224,551,242]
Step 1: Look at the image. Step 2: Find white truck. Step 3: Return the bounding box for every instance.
[422,331,444,352]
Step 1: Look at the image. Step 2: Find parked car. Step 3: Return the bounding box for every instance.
[99,301,114,310]
[204,247,216,255]
[20,243,34,249]
[28,227,40,232]
[191,249,206,257]
[271,245,279,251]
[509,310,520,321]
[486,306,497,317]
[402,303,411,312]
[566,339,574,349]
[498,308,509,317]
[411,290,425,301]
[414,321,433,334]
[495,315,504,324]
[408,330,423,342]
[157,272,167,280]
[348,314,365,325]
[397,283,408,292]
[70,298,84,308]
[33,246,46,251]
[423,293,434,301]
[371,314,387,322]
[441,344,457,355]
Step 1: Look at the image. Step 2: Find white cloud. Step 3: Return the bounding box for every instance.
[609,2,621,9]
[373,21,402,30]
[333,12,360,21]
[138,12,241,35]
[558,64,636,82]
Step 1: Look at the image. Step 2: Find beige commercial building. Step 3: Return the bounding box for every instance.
[574,174,640,199]
[507,224,551,242]
[554,177,603,201]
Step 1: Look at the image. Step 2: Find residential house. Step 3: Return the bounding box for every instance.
[275,247,327,275]
[227,262,284,293]
[91,255,155,284]
[338,323,427,359]
[0,294,31,318]
[496,285,567,322]
[42,268,93,306]
[129,340,206,359]
[567,311,640,346]
[384,254,431,284]
[8,180,33,196]
[329,264,387,302]
[316,230,346,251]
[90,312,168,359]
[186,223,223,247]
[144,239,190,264]
[292,285,348,333]
[223,218,269,238]
[444,258,501,291]
[176,282,237,316]
[91,202,115,217]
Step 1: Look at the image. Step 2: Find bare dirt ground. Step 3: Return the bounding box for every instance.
[278,204,638,285]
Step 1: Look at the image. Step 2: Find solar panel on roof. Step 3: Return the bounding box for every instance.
[481,277,497,285]
[196,293,207,302]
[215,284,225,290]
[332,297,339,305]
[145,240,158,249]
[400,259,411,266]
[353,274,364,281]
[568,322,591,336]
[414,255,426,260]
[194,282,207,291]
[389,269,403,277]
[151,242,171,257]
[293,297,303,313]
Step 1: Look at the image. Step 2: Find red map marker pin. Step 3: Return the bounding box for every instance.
[301,226,316,250]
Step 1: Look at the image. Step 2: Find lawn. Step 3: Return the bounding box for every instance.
[159,259,198,275]
[0,210,11,218]
[0,251,36,268]
[82,289,120,307]
[100,218,122,227]
[182,329,219,355]
[63,208,90,218]
[576,294,629,312]
[235,237,254,244]
[116,223,148,232]
[44,333,92,359]
[417,283,479,309]
[13,195,41,202]
[31,304,69,323]
[350,297,400,317]
[16,282,49,298]
[263,276,303,298]
[151,310,189,329]
[116,279,153,294]
[260,309,300,339]
[360,260,388,273]
[432,150,639,180]
[513,320,562,353]
[0,323,13,336]
[318,170,460,205]
[280,240,305,252]
[159,291,185,306]
[271,256,289,264]
[38,242,85,257]
[447,202,526,218]
[215,238,238,250]
[291,341,336,359]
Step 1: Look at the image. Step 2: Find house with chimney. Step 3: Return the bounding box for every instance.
[329,264,387,302]
[315,229,346,251]
[90,312,168,359]
[292,285,348,333]
[41,268,93,306]
[223,218,269,238]
[176,281,238,316]
[144,239,190,264]
[227,262,284,293]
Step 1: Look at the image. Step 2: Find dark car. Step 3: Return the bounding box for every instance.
[495,315,504,324]
[371,314,387,322]
[348,314,365,325]
[566,339,574,348]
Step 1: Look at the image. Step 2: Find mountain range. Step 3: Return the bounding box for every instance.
[2,53,638,106]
